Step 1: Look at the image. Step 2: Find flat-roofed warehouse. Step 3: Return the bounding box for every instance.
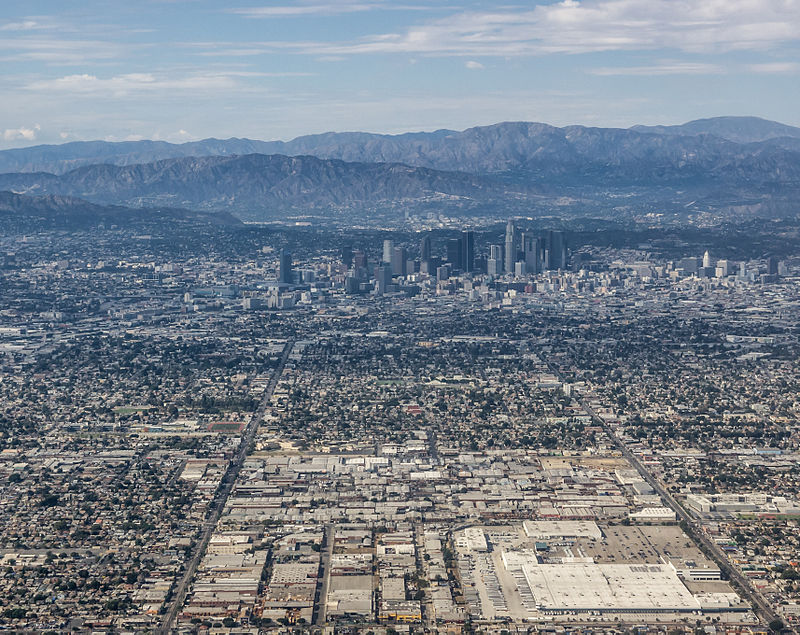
[503,552,700,613]
[522,520,602,541]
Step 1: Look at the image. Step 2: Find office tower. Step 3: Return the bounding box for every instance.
[344,273,361,294]
[420,234,432,263]
[279,249,293,284]
[678,257,701,274]
[487,258,500,276]
[515,261,526,277]
[341,246,353,268]
[522,232,540,275]
[353,249,367,271]
[446,238,463,269]
[375,265,393,294]
[545,230,567,270]
[767,256,779,275]
[490,244,502,262]
[504,220,516,274]
[391,246,407,276]
[461,230,475,272]
[382,239,394,264]
[436,265,450,281]
[716,259,730,277]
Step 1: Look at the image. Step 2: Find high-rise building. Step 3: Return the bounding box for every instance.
[391,246,407,276]
[353,249,367,271]
[678,257,701,274]
[341,246,353,268]
[767,256,779,275]
[504,221,517,274]
[375,264,393,294]
[279,249,293,284]
[703,250,712,269]
[461,230,475,272]
[446,238,463,269]
[487,258,500,276]
[490,244,502,262]
[382,239,394,264]
[420,234,432,263]
[545,230,567,270]
[522,232,540,275]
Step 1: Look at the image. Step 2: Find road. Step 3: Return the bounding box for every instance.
[314,524,334,627]
[157,339,294,634]
[414,522,436,629]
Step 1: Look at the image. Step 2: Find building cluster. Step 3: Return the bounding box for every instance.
[0,221,797,632]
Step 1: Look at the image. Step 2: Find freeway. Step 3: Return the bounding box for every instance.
[157,339,294,634]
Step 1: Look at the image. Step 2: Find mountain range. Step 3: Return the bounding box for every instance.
[0,154,518,220]
[0,116,799,223]
[1,116,798,176]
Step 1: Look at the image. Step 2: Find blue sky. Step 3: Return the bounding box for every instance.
[1,0,799,148]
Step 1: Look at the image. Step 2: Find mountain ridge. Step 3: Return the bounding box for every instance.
[2,116,798,176]
[0,154,527,220]
[1,117,799,222]
[0,190,242,231]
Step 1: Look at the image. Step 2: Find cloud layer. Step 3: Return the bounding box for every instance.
[276,0,800,57]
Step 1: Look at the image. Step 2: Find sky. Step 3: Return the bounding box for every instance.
[1,0,800,149]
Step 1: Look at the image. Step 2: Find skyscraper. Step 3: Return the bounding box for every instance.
[487,246,501,276]
[504,221,517,274]
[391,246,407,276]
[375,264,393,295]
[382,239,394,264]
[461,230,475,272]
[341,246,353,268]
[279,249,293,284]
[767,256,778,275]
[446,238,463,269]
[353,249,367,271]
[522,232,540,275]
[545,230,567,270]
[420,234,432,264]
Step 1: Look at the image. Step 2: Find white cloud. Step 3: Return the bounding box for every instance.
[589,61,724,76]
[231,3,380,18]
[465,60,484,69]
[230,2,431,18]
[25,72,241,97]
[0,20,44,31]
[273,0,800,57]
[3,124,40,141]
[746,62,800,73]
[0,37,122,64]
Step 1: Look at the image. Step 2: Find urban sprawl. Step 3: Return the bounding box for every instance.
[0,219,798,635]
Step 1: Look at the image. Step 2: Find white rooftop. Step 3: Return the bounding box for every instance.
[522,520,602,540]
[503,551,699,612]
